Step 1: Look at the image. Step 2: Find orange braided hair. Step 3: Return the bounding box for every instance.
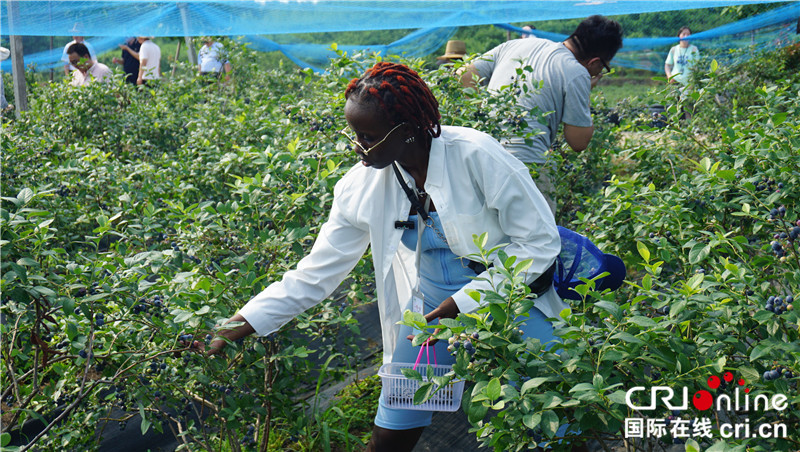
[345,62,441,139]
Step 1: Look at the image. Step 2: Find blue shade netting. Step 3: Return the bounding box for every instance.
[497,2,800,71]
[1,1,798,73]
[1,1,792,37]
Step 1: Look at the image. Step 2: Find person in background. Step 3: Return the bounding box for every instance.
[435,39,466,67]
[0,46,9,111]
[67,42,111,86]
[664,26,700,86]
[520,24,536,39]
[197,37,232,82]
[205,62,564,452]
[135,37,161,86]
[61,36,97,76]
[460,15,623,214]
[113,37,141,85]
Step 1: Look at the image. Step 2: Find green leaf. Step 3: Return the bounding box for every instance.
[438,318,461,328]
[491,399,506,410]
[595,300,621,318]
[83,293,110,303]
[16,257,39,266]
[32,286,56,297]
[739,366,760,383]
[710,59,719,73]
[611,332,645,345]
[486,378,501,400]
[628,316,656,328]
[541,393,563,409]
[488,304,507,326]
[468,401,489,423]
[685,438,701,452]
[716,169,736,182]
[521,377,550,395]
[413,383,435,405]
[540,410,560,437]
[401,368,421,381]
[8,262,28,284]
[688,243,710,264]
[750,344,769,361]
[642,274,652,291]
[62,297,75,316]
[17,188,34,205]
[402,309,427,329]
[140,406,151,434]
[173,310,194,323]
[637,241,650,263]
[523,412,541,429]
[706,440,729,452]
[772,112,787,126]
[670,300,688,317]
[713,356,727,373]
[1,432,10,447]
[66,321,78,340]
[607,390,628,405]
[569,383,595,393]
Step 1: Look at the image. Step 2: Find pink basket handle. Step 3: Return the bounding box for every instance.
[413,337,437,371]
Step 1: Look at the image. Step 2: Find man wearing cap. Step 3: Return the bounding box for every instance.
[67,42,112,87]
[436,40,466,67]
[460,15,623,214]
[61,36,97,76]
[197,37,231,82]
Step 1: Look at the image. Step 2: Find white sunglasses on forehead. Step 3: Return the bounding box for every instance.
[339,122,407,155]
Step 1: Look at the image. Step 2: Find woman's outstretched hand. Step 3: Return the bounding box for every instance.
[203,314,255,356]
[406,296,459,342]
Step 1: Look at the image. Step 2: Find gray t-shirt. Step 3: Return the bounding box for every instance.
[472,38,592,163]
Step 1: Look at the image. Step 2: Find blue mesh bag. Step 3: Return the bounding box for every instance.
[554,227,626,300]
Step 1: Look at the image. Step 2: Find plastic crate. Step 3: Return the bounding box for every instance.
[378,362,464,412]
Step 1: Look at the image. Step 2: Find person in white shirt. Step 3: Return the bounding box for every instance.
[665,26,700,86]
[61,36,97,76]
[206,62,563,451]
[136,37,161,85]
[67,42,111,86]
[197,37,231,81]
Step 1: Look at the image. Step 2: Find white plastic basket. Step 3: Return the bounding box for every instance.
[378,362,464,412]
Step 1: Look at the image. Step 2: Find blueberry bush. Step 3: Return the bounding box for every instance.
[2,41,799,451]
[403,50,800,451]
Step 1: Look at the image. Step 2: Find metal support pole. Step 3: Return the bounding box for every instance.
[50,36,54,82]
[178,3,197,65]
[6,0,28,116]
[172,39,182,77]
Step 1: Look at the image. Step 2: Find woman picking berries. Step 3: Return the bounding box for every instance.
[208,62,566,451]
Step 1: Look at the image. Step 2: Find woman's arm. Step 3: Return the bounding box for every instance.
[207,187,370,355]
[664,47,675,82]
[120,44,140,61]
[206,313,255,354]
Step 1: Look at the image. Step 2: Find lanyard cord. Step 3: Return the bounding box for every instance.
[392,162,429,222]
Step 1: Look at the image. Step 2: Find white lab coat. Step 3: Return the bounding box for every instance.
[239,126,565,363]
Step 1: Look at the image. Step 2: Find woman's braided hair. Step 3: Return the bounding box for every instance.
[345,62,441,139]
